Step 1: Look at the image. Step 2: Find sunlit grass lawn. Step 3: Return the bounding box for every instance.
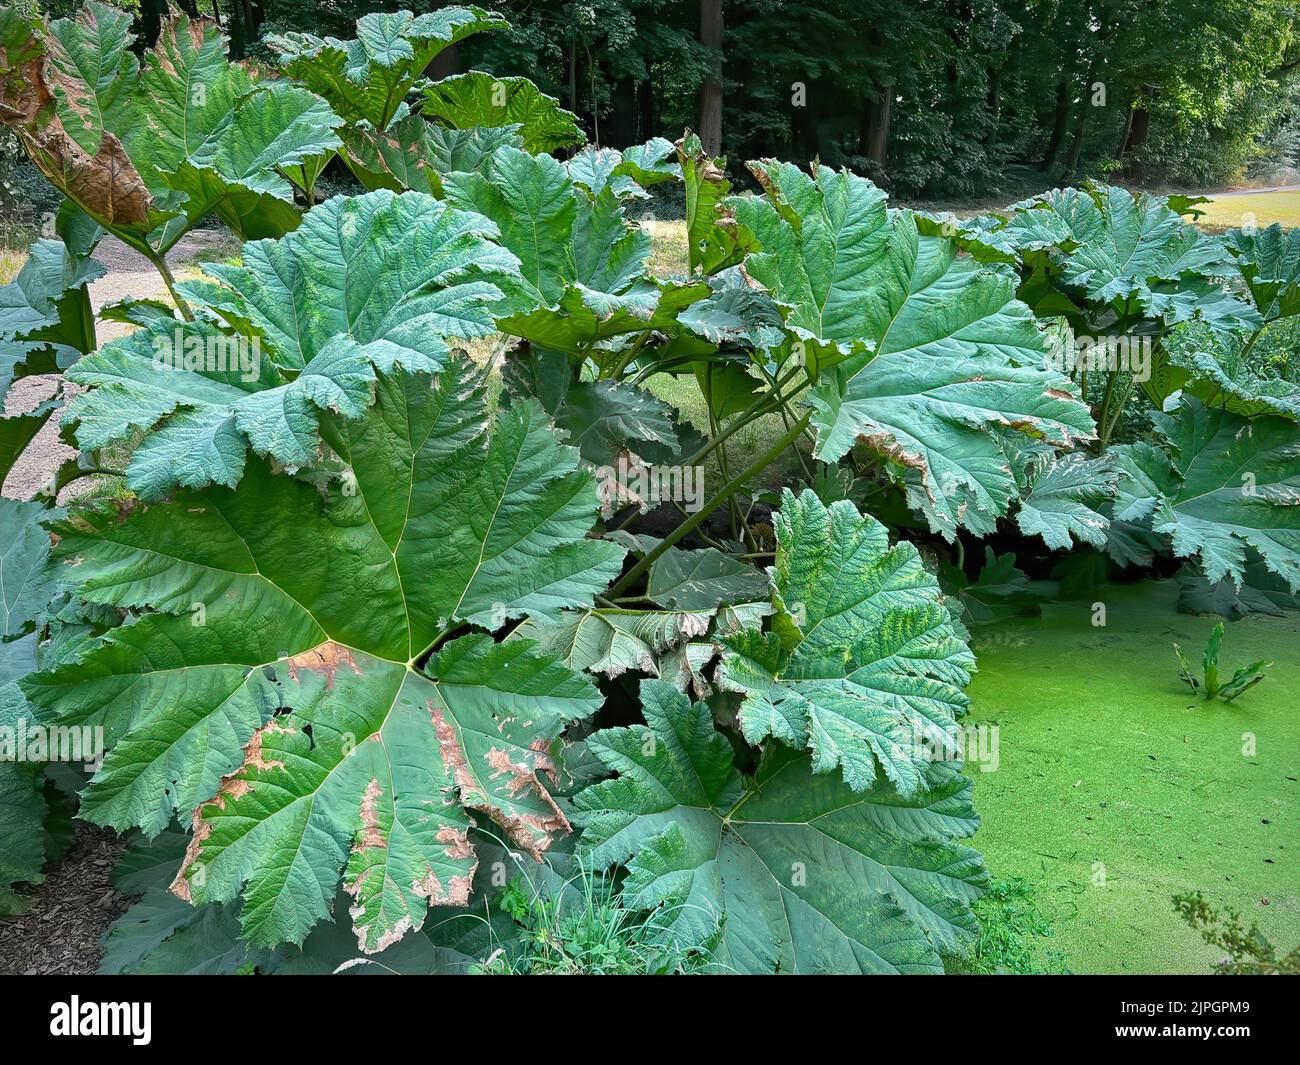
[641,218,689,276]
[1193,190,1300,231]
[0,247,26,284]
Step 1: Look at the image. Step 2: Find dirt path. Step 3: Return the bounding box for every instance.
[1207,183,1300,197]
[0,230,227,975]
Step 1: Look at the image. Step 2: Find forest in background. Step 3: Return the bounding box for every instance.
[17,0,1296,202]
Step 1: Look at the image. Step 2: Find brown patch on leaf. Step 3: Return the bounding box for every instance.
[858,428,929,483]
[154,15,211,80]
[479,744,569,860]
[0,16,152,226]
[413,861,474,908]
[285,642,362,691]
[351,912,414,955]
[170,719,294,901]
[356,777,386,850]
[437,823,475,861]
[239,57,281,82]
[428,701,568,861]
[429,702,486,803]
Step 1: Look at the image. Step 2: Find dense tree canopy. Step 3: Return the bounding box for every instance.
[9,0,1300,200]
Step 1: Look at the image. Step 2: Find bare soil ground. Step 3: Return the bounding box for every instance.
[0,824,130,975]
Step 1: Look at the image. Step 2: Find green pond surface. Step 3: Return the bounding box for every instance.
[965,580,1298,973]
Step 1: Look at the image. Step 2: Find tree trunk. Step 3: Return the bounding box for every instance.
[865,82,892,165]
[1120,106,1152,182]
[1041,79,1070,170]
[608,77,639,147]
[1126,106,1151,153]
[1063,60,1100,175]
[1118,84,1154,161]
[698,0,724,155]
[567,39,578,113]
[986,68,1001,132]
[638,76,657,142]
[1117,98,1136,158]
[1064,102,1091,174]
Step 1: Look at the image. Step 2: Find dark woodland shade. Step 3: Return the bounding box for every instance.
[186,0,1300,198]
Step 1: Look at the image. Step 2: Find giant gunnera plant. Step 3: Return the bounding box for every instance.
[2,3,1297,976]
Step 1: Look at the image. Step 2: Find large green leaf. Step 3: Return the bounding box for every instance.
[0,760,48,913]
[420,71,585,154]
[24,363,625,952]
[0,742,49,913]
[0,404,55,488]
[122,13,254,219]
[718,489,974,796]
[733,162,1094,539]
[341,112,522,197]
[512,608,714,679]
[1177,552,1300,618]
[100,831,274,975]
[1014,451,1118,551]
[647,546,772,611]
[1001,183,1255,331]
[938,547,1042,626]
[1,498,58,643]
[447,142,711,359]
[514,544,771,683]
[514,539,770,683]
[1113,398,1300,589]
[163,81,343,241]
[63,190,517,498]
[1225,223,1300,322]
[1163,321,1300,422]
[502,347,685,467]
[443,145,576,308]
[731,160,894,361]
[268,8,507,130]
[573,679,987,973]
[0,236,102,393]
[0,499,61,913]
